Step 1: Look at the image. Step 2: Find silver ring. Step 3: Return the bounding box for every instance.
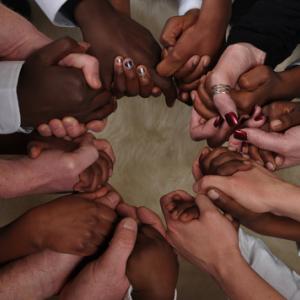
[211,84,231,96]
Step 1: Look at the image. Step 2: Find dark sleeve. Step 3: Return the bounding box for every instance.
[228,0,300,68]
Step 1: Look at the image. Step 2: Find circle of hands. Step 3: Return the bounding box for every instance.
[7,3,300,300]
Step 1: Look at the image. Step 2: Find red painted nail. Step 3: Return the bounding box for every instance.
[234,130,247,141]
[213,116,224,128]
[225,112,239,127]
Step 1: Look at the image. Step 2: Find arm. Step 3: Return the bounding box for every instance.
[0,3,50,59]
[228,0,300,67]
[214,251,284,300]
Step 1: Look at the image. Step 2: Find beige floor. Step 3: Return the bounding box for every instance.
[1,0,300,299]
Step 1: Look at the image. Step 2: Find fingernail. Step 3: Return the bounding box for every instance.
[115,57,123,64]
[191,91,196,102]
[124,59,134,69]
[266,162,275,171]
[137,66,146,77]
[208,189,220,201]
[213,116,224,128]
[123,218,137,231]
[203,56,210,67]
[234,129,247,141]
[225,112,239,127]
[275,156,284,166]
[192,56,200,67]
[254,113,264,121]
[270,119,283,130]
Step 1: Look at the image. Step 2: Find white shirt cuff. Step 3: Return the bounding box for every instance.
[34,0,75,27]
[0,61,27,134]
[178,0,202,16]
[124,286,177,300]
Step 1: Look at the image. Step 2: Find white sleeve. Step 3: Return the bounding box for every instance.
[178,0,202,16]
[0,61,29,134]
[34,0,75,27]
[124,286,177,300]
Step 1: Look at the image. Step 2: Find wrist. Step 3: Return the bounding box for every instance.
[74,0,117,28]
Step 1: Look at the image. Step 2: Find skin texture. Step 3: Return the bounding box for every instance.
[0,187,121,300]
[60,218,138,300]
[117,202,178,300]
[0,189,119,263]
[157,0,231,78]
[74,0,176,106]
[160,193,284,300]
[17,37,116,127]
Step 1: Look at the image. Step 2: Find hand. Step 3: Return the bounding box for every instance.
[198,43,266,126]
[27,133,115,192]
[117,202,178,300]
[161,192,240,277]
[60,218,138,300]
[18,189,119,256]
[157,0,231,77]
[17,37,116,127]
[74,0,176,106]
[112,56,161,99]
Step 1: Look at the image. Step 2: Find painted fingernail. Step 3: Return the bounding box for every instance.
[213,116,224,128]
[266,162,275,171]
[115,57,123,64]
[225,112,239,127]
[270,119,283,130]
[124,59,134,69]
[137,66,146,77]
[207,189,220,200]
[254,113,264,121]
[234,129,247,141]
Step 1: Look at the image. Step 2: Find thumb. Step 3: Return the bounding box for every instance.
[156,45,186,77]
[160,19,183,48]
[35,37,85,66]
[270,111,300,132]
[241,128,286,154]
[195,193,218,213]
[99,218,137,272]
[69,144,99,173]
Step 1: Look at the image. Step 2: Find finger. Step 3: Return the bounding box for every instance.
[192,147,211,181]
[62,117,86,138]
[179,206,199,222]
[93,138,116,164]
[123,58,139,97]
[195,194,218,214]
[198,78,216,113]
[97,218,137,272]
[160,18,183,48]
[36,37,85,66]
[113,56,126,98]
[235,128,287,155]
[248,144,264,165]
[137,65,154,98]
[200,147,229,175]
[215,160,252,176]
[270,108,300,132]
[170,201,195,221]
[183,56,211,83]
[37,124,52,137]
[192,90,217,120]
[175,55,200,79]
[150,70,177,107]
[137,206,166,238]
[59,53,101,90]
[117,202,138,220]
[86,119,108,132]
[258,149,276,171]
[48,119,67,138]
[86,99,117,122]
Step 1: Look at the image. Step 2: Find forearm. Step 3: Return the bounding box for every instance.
[0,158,49,199]
[0,4,50,59]
[212,251,284,300]
[246,214,300,243]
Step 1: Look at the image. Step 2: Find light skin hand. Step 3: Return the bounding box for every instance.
[160,193,284,300]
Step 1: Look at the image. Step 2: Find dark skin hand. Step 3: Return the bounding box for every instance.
[0,193,117,263]
[17,37,116,127]
[127,224,178,300]
[183,148,300,242]
[157,0,231,78]
[74,0,177,106]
